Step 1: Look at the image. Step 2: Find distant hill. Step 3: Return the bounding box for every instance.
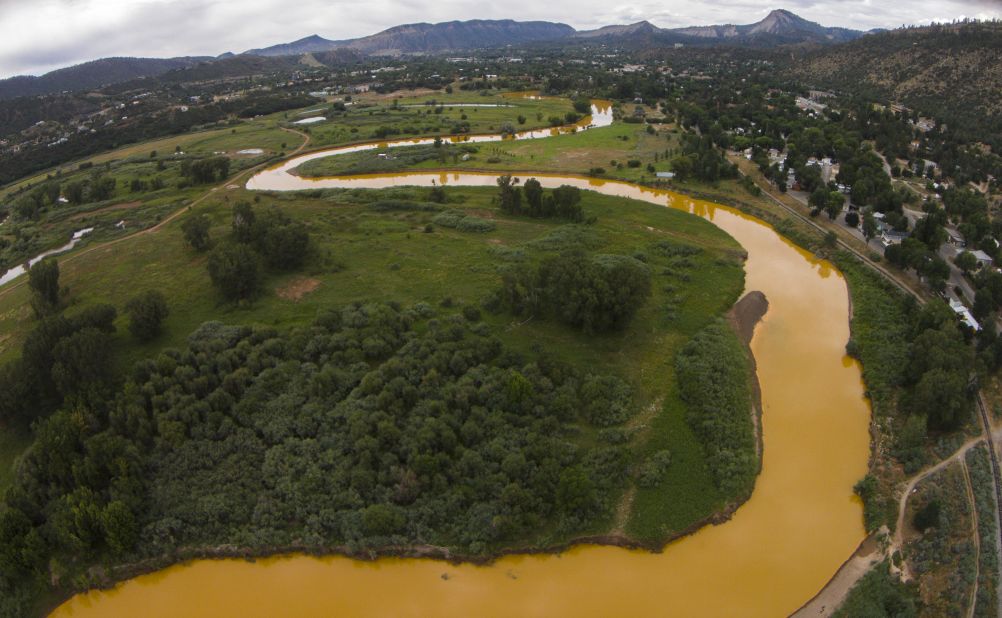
[246,19,575,57]
[785,22,1002,139]
[570,10,864,47]
[0,57,210,100]
[670,9,862,45]
[573,21,662,39]
[244,35,345,57]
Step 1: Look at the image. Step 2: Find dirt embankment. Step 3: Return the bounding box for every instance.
[729,290,768,347]
[728,290,768,458]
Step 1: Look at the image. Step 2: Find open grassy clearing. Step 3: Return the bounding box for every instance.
[289,93,575,148]
[0,183,744,539]
[295,117,680,182]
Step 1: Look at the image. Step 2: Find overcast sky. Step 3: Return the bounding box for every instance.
[1,0,999,78]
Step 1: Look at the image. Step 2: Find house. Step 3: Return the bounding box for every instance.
[880,229,909,248]
[946,229,966,248]
[949,298,981,331]
[972,250,994,269]
[655,172,675,179]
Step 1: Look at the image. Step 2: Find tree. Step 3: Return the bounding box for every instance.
[557,467,597,517]
[50,327,115,397]
[913,367,969,430]
[955,251,978,273]
[826,191,845,220]
[101,501,138,555]
[64,181,85,204]
[496,175,521,215]
[845,211,860,228]
[808,186,829,216]
[258,216,310,270]
[232,201,257,244]
[361,503,405,536]
[125,291,170,341]
[862,212,878,240]
[913,500,940,532]
[207,242,261,301]
[28,259,61,316]
[523,178,543,217]
[181,214,211,251]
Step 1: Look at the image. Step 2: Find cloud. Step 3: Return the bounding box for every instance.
[0,0,999,78]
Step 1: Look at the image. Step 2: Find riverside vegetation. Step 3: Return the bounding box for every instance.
[0,167,755,614]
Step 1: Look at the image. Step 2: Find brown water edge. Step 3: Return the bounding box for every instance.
[52,172,871,617]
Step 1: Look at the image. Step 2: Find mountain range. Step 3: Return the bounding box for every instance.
[245,20,576,56]
[246,10,864,56]
[0,10,868,100]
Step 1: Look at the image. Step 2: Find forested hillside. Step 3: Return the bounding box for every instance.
[786,22,1002,144]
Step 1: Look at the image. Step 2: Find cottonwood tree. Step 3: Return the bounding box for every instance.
[207,242,261,301]
[181,214,211,252]
[125,291,170,341]
[28,259,61,317]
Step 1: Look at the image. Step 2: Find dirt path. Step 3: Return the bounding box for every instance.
[794,432,992,617]
[961,457,980,618]
[891,435,985,581]
[0,127,310,303]
[608,397,662,536]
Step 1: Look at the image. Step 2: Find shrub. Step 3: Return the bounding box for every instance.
[432,210,496,233]
[181,214,211,252]
[636,450,672,487]
[125,291,170,341]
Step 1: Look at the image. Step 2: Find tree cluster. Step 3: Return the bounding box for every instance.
[0,303,636,615]
[498,250,652,334]
[180,156,230,185]
[496,176,585,222]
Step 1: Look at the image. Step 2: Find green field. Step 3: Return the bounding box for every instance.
[295,117,680,183]
[293,91,576,148]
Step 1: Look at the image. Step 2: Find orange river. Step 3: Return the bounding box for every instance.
[52,105,871,617]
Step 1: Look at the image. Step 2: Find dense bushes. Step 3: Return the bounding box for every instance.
[180,156,230,185]
[498,250,652,333]
[675,320,757,497]
[0,304,118,427]
[0,303,638,614]
[432,210,496,233]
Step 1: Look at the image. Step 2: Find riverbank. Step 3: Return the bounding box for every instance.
[729,290,768,462]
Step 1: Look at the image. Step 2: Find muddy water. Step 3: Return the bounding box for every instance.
[52,119,871,618]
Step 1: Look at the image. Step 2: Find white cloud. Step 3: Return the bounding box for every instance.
[0,0,999,77]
